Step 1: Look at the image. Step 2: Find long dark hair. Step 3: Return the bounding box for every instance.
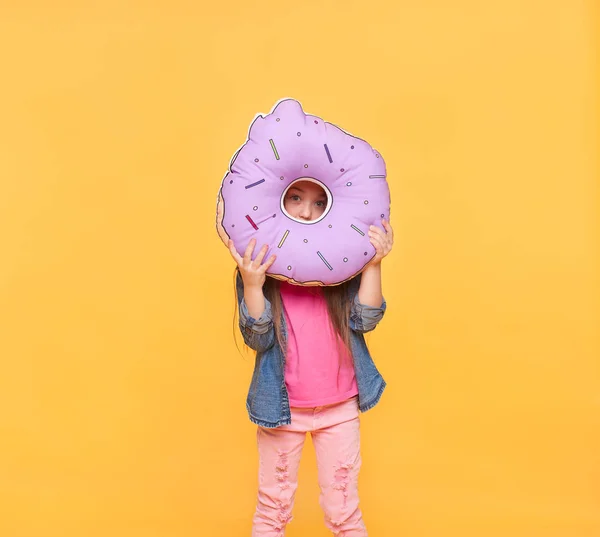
[234,268,353,356]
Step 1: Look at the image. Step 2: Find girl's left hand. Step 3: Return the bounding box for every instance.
[368,219,394,265]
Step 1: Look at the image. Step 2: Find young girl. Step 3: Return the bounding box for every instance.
[227,179,393,536]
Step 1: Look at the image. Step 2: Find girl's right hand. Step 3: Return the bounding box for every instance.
[228,238,277,289]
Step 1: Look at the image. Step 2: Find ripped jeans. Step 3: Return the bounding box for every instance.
[252,396,368,536]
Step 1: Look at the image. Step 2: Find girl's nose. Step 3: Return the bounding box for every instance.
[299,203,312,220]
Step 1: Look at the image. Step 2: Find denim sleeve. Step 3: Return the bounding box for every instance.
[236,272,276,353]
[349,292,387,334]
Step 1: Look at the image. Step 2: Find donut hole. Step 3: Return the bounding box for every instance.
[281,178,332,224]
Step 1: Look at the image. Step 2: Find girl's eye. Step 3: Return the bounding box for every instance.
[289,195,301,201]
[316,200,326,207]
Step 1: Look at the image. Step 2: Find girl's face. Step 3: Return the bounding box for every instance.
[283,180,328,222]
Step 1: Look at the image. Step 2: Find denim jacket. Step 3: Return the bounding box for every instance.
[236,271,387,428]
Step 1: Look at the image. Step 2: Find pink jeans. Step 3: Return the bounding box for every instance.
[252,396,368,536]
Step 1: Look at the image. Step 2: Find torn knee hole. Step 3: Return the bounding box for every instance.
[332,461,354,509]
[275,449,291,490]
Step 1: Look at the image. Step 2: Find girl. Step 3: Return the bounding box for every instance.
[227,179,393,536]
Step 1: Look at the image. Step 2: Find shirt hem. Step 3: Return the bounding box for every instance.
[288,387,360,409]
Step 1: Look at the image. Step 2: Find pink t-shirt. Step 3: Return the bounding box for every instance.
[280,282,358,408]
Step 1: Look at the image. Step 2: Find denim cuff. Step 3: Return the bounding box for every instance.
[239,297,273,335]
[351,293,386,331]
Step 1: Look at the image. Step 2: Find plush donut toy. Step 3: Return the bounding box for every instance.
[216,98,390,286]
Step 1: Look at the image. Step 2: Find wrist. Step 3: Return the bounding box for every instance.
[244,285,264,301]
[364,261,382,273]
[244,285,266,320]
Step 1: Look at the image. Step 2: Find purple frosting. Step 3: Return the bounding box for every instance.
[216,98,390,286]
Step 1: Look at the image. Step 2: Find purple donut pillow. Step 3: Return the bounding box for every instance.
[216,98,390,286]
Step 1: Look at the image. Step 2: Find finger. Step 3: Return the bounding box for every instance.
[243,238,257,265]
[382,219,394,240]
[228,239,243,266]
[369,235,384,253]
[369,225,385,240]
[253,244,269,267]
[260,254,277,272]
[372,229,392,249]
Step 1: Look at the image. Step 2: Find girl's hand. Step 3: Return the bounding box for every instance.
[228,238,276,289]
[368,219,394,266]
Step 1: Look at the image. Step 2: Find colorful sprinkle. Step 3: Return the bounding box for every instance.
[324,144,333,163]
[297,132,301,136]
[245,215,258,230]
[364,252,368,255]
[287,265,292,270]
[369,175,386,179]
[278,229,290,248]
[381,213,385,218]
[364,200,369,205]
[340,168,345,172]
[314,120,318,124]
[254,158,259,162]
[245,178,266,189]
[328,224,333,228]
[303,239,308,243]
[276,118,280,122]
[269,139,280,160]
[351,145,354,149]
[280,176,284,180]
[351,224,365,236]
[257,214,276,225]
[304,164,308,168]
[343,257,348,262]
[317,251,333,271]
[346,182,352,186]
[229,180,233,184]
[253,206,258,211]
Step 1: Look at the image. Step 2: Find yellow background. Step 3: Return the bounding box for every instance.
[0,1,598,536]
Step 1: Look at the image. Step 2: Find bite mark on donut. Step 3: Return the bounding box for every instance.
[277,229,290,248]
[351,225,365,236]
[323,144,333,163]
[317,251,333,271]
[245,215,259,230]
[269,139,280,160]
[245,178,266,189]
